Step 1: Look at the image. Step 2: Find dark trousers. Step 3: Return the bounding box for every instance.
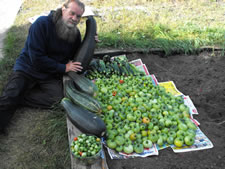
[0,71,64,130]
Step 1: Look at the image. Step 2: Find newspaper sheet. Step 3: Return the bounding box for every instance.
[171,127,214,153]
[103,56,213,158]
[183,95,199,115]
[158,81,183,96]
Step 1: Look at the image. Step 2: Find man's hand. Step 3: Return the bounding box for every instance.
[66,61,83,72]
[95,33,101,43]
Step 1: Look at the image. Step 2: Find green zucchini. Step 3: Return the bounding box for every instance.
[65,80,102,114]
[68,71,98,96]
[73,16,97,72]
[61,98,106,137]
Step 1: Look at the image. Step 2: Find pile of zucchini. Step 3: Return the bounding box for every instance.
[85,55,145,79]
[61,74,106,137]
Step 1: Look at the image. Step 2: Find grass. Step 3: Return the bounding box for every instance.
[0,0,224,168]
[91,0,225,54]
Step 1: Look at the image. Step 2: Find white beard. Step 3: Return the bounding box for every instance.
[52,9,78,43]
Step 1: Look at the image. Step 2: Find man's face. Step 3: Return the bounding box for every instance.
[62,1,84,28]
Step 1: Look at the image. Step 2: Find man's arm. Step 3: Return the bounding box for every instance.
[27,17,67,74]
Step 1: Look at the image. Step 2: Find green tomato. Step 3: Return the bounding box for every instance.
[174,137,184,147]
[185,128,196,138]
[105,116,114,123]
[167,136,174,145]
[186,121,198,130]
[106,123,113,130]
[148,122,154,130]
[170,125,178,132]
[179,104,187,112]
[148,133,158,143]
[127,113,136,122]
[157,137,164,146]
[132,125,140,133]
[176,130,186,137]
[115,145,123,152]
[159,133,168,142]
[184,135,195,146]
[161,128,169,134]
[134,143,144,154]
[140,123,147,130]
[123,144,133,154]
[151,118,158,125]
[165,119,172,127]
[114,115,122,123]
[107,139,117,149]
[117,126,126,134]
[115,135,125,146]
[124,124,130,131]
[119,112,126,120]
[141,130,148,137]
[143,140,153,148]
[101,87,108,93]
[178,123,188,131]
[168,130,176,138]
[134,110,142,118]
[136,117,143,124]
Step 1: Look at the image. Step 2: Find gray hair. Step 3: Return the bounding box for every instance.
[63,0,85,12]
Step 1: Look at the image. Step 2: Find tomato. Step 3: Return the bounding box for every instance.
[143,140,153,148]
[112,91,117,96]
[123,144,133,154]
[107,105,113,111]
[148,133,158,143]
[115,145,123,152]
[107,139,117,149]
[74,137,78,141]
[127,113,136,122]
[134,143,144,154]
[178,123,188,131]
[157,137,164,146]
[167,136,174,145]
[174,137,184,147]
[119,80,124,84]
[141,130,148,137]
[115,135,125,146]
[147,122,154,130]
[184,135,195,146]
[129,133,137,141]
[142,117,150,124]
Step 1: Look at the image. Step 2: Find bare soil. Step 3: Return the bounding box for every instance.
[105,51,225,169]
[0,51,225,169]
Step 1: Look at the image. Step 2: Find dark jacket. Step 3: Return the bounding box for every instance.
[13,11,81,80]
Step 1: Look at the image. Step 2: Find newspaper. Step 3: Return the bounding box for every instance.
[105,143,159,159]
[183,95,199,115]
[158,81,183,96]
[129,58,143,66]
[171,127,214,153]
[103,55,213,159]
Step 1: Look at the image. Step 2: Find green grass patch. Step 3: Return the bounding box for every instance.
[0,0,224,168]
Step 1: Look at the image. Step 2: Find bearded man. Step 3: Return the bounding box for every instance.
[0,0,92,133]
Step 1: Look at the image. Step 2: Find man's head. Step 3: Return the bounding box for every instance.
[52,0,85,43]
[62,0,85,28]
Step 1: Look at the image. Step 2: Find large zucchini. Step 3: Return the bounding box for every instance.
[68,71,98,96]
[65,80,102,114]
[61,98,106,137]
[73,16,96,71]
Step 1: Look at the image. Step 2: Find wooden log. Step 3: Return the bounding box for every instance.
[67,117,109,169]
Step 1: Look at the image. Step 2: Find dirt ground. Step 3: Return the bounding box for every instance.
[0,51,225,169]
[104,51,225,169]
